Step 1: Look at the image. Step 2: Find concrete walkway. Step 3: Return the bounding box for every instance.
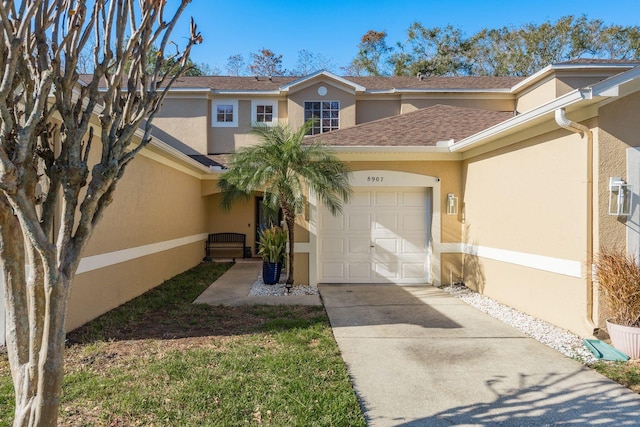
[194,260,321,306]
[319,284,640,427]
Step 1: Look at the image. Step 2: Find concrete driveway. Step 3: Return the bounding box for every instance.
[319,284,640,426]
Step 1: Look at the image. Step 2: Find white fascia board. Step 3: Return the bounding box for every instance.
[591,64,640,97]
[279,70,366,93]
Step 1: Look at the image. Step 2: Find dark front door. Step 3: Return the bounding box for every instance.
[255,196,282,253]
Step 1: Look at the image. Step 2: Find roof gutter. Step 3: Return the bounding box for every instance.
[555,108,597,335]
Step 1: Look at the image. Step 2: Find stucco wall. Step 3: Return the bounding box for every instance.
[597,93,640,250]
[462,128,591,335]
[356,99,401,124]
[401,97,515,114]
[153,97,209,155]
[208,99,260,153]
[287,82,356,130]
[515,78,557,114]
[69,153,208,331]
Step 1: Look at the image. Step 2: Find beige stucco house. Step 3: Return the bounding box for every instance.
[2,59,640,345]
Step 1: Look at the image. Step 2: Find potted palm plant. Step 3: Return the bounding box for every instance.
[257,226,287,285]
[595,247,640,358]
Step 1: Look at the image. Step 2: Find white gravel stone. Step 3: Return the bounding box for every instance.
[248,270,319,297]
[441,284,598,365]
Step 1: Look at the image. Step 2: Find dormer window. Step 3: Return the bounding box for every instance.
[212,99,238,127]
[251,99,278,126]
[304,101,339,135]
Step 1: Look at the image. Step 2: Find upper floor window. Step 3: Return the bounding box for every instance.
[304,101,339,135]
[217,105,234,122]
[212,99,238,127]
[251,99,278,126]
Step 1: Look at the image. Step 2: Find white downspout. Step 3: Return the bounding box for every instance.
[555,108,598,335]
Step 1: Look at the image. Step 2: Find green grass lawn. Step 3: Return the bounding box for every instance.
[0,263,366,426]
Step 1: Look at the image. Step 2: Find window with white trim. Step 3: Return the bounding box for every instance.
[304,101,340,135]
[251,99,278,126]
[212,100,238,127]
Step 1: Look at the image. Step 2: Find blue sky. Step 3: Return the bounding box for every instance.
[170,0,640,74]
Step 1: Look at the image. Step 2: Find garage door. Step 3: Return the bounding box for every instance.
[318,187,429,283]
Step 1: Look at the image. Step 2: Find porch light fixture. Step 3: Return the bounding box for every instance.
[609,177,632,216]
[446,193,458,215]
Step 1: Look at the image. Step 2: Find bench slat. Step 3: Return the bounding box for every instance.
[204,233,248,261]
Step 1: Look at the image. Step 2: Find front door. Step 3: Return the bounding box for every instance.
[255,196,282,253]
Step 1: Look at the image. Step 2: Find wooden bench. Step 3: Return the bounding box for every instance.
[203,233,249,261]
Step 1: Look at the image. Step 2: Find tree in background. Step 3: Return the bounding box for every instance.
[219,122,351,287]
[293,49,336,75]
[394,23,471,76]
[226,54,246,76]
[355,15,640,77]
[249,48,286,76]
[0,1,200,425]
[347,30,392,76]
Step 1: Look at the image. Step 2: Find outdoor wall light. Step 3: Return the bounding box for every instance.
[446,193,458,215]
[609,177,632,216]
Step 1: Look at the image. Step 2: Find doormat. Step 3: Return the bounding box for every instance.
[583,339,630,361]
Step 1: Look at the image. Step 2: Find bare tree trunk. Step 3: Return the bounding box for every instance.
[0,2,201,424]
[11,276,70,427]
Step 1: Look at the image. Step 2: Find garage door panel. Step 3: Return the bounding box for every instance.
[375,191,398,206]
[403,191,427,207]
[348,239,372,255]
[374,238,398,255]
[320,214,344,231]
[347,213,371,231]
[320,238,344,255]
[351,192,372,207]
[402,263,427,279]
[318,187,430,284]
[349,263,373,279]
[402,214,426,231]
[374,263,399,280]
[374,213,398,230]
[321,262,344,279]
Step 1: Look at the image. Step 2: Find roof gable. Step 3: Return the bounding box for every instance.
[279,70,367,93]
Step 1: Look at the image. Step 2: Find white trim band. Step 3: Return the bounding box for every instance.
[462,244,582,278]
[440,243,583,278]
[77,233,208,274]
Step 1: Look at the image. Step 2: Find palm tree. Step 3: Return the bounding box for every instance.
[219,121,351,286]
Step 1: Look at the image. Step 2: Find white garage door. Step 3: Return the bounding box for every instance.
[318,187,429,283]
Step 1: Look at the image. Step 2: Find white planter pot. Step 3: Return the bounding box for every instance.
[606,320,640,359]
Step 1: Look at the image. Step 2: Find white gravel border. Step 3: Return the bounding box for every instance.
[441,284,598,365]
[248,270,319,297]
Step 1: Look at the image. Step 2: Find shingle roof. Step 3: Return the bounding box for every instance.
[168,75,524,91]
[305,104,514,147]
[347,76,523,90]
[189,154,230,168]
